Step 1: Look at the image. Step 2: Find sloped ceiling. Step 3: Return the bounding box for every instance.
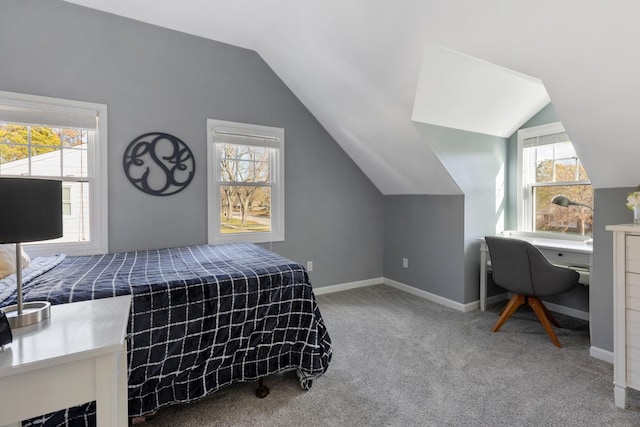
[63,0,640,193]
[412,44,550,138]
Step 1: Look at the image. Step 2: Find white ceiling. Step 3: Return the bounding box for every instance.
[412,44,550,138]
[64,0,640,193]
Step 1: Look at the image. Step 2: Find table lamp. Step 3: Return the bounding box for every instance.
[550,194,593,211]
[0,177,62,328]
[551,194,594,245]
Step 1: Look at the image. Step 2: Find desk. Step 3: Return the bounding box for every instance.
[479,232,593,311]
[0,295,131,427]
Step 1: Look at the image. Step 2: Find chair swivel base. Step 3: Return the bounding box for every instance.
[492,294,563,348]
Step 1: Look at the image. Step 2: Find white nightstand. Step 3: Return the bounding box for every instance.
[0,295,131,426]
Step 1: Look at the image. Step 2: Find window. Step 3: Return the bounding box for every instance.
[517,122,593,237]
[207,119,284,244]
[62,186,72,216]
[0,91,108,256]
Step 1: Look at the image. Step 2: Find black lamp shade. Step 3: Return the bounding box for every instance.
[0,177,63,243]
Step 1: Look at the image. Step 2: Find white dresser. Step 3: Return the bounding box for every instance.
[606,224,640,408]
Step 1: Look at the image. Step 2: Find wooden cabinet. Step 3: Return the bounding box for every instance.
[606,224,640,408]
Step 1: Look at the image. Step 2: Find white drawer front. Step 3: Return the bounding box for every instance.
[627,309,640,387]
[628,345,640,365]
[538,248,590,267]
[627,310,640,344]
[627,273,640,311]
[628,368,640,389]
[627,235,640,273]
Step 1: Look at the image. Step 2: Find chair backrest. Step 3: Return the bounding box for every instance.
[484,236,579,297]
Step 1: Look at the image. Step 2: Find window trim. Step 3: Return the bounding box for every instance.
[206,119,284,244]
[0,90,108,256]
[516,121,591,238]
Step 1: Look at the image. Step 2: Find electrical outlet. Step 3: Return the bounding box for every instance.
[402,258,408,268]
[307,261,313,271]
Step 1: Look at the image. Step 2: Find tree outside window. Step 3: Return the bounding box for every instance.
[219,144,272,234]
[207,119,284,244]
[519,122,593,237]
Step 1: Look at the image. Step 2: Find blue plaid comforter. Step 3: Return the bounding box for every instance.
[0,243,332,426]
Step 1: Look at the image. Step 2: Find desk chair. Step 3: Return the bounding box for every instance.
[484,236,580,348]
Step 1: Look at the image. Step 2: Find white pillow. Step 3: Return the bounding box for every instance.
[0,244,31,279]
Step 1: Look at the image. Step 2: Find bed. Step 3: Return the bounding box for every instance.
[0,242,332,426]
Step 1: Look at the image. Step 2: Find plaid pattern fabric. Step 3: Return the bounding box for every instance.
[0,243,332,426]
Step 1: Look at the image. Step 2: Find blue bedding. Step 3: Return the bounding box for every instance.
[0,243,332,426]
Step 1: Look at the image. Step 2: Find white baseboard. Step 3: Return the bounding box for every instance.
[590,346,614,364]
[383,278,472,312]
[315,277,471,312]
[316,278,609,363]
[543,301,590,321]
[471,293,509,312]
[312,277,383,295]
[314,279,590,322]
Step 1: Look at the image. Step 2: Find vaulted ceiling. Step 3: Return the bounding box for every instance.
[64,0,640,194]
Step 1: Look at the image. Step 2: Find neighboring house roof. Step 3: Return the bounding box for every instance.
[1,144,87,177]
[62,0,640,193]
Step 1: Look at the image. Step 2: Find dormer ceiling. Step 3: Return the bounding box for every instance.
[63,0,640,193]
[412,44,550,138]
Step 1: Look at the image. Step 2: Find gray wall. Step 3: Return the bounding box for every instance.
[591,187,636,352]
[1,0,384,288]
[414,124,506,304]
[384,195,464,302]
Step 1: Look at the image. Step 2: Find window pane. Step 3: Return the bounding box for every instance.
[530,141,588,184]
[535,159,554,183]
[0,124,29,174]
[60,181,90,242]
[577,161,589,181]
[61,129,86,148]
[554,158,579,182]
[62,146,88,177]
[0,123,94,244]
[219,185,271,234]
[30,144,62,176]
[0,150,29,175]
[535,145,554,163]
[31,181,91,244]
[533,184,593,236]
[218,144,271,183]
[554,142,576,159]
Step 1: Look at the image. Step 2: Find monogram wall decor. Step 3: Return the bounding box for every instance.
[123,132,196,196]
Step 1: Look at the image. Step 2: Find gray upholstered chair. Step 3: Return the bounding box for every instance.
[484,236,580,347]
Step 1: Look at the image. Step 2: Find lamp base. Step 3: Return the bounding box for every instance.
[3,301,51,328]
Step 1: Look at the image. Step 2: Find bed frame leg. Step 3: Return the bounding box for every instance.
[255,377,270,398]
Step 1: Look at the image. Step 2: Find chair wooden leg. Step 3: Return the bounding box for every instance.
[492,294,525,333]
[528,296,562,348]
[540,301,561,327]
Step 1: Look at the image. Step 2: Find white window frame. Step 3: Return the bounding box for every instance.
[0,90,108,256]
[516,121,591,239]
[207,119,284,244]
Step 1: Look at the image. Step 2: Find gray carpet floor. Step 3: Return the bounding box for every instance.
[144,284,640,426]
